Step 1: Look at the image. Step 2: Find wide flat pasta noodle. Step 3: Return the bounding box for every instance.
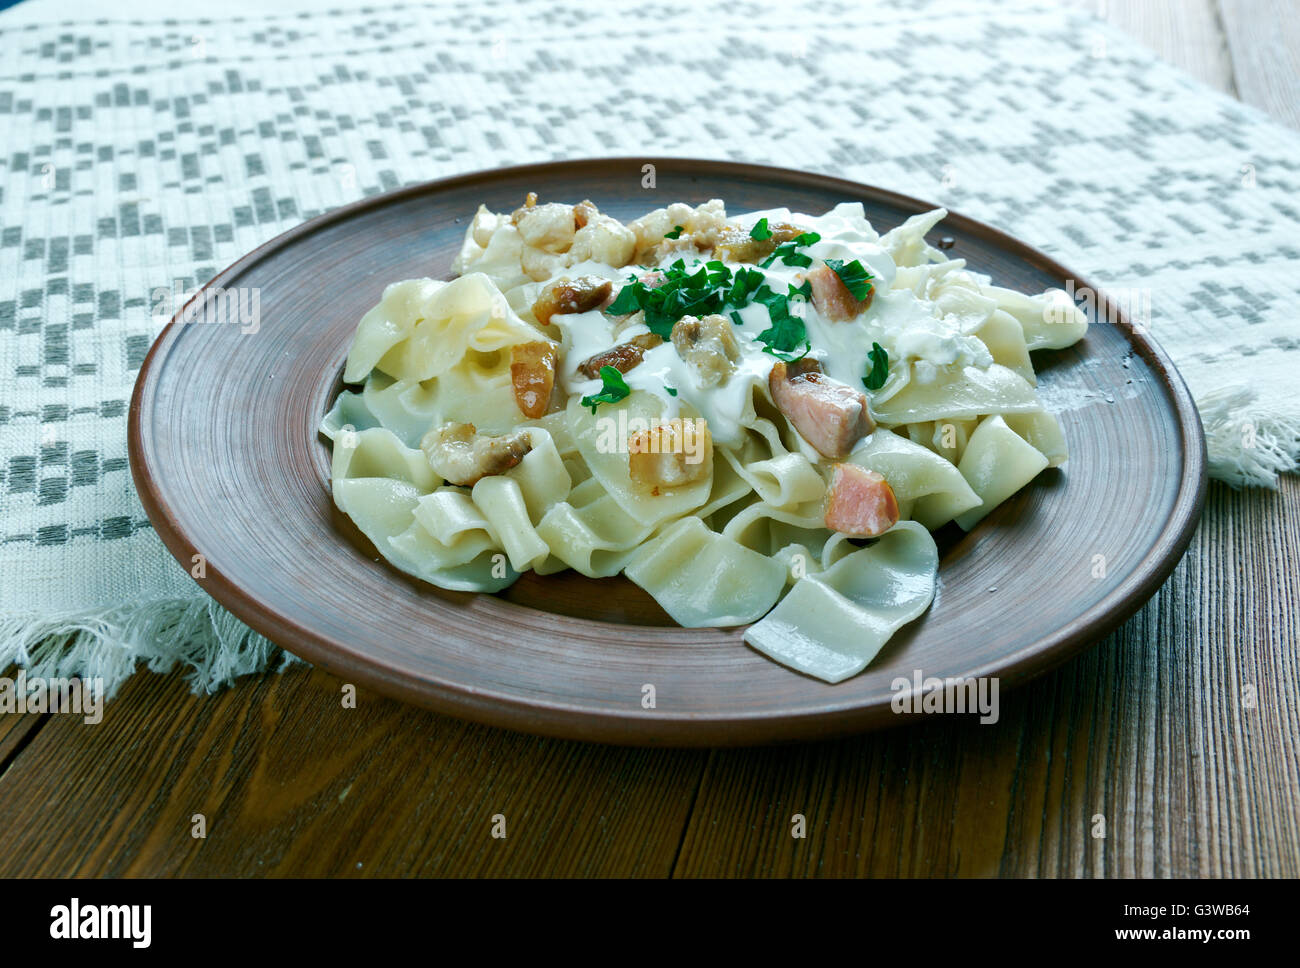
[880,209,948,267]
[719,420,826,510]
[332,426,438,491]
[975,309,1037,385]
[343,278,445,384]
[744,521,938,683]
[452,211,532,294]
[472,475,551,573]
[624,517,787,627]
[535,490,657,578]
[953,415,1052,531]
[720,499,827,555]
[465,428,573,573]
[320,386,381,441]
[871,362,1042,425]
[384,274,545,382]
[983,284,1088,351]
[1002,409,1068,468]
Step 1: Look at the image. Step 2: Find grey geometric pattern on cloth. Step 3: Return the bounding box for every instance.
[1,0,1297,695]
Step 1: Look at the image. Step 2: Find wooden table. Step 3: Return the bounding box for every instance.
[2,0,1297,877]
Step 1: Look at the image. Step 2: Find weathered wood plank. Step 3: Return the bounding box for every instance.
[1220,0,1300,129]
[0,693,44,775]
[1063,0,1237,93]
[0,665,707,876]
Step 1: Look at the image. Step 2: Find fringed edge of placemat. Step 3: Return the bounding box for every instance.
[0,597,300,699]
[1198,384,1300,489]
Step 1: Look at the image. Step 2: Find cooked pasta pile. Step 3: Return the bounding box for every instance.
[320,196,1087,682]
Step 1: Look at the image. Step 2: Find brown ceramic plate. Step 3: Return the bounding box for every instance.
[129,158,1206,746]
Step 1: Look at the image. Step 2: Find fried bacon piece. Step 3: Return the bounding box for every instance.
[806,263,872,321]
[824,464,899,537]
[510,341,557,419]
[531,275,614,326]
[576,333,663,378]
[712,221,805,263]
[628,419,713,490]
[671,314,741,387]
[421,423,532,487]
[768,359,875,459]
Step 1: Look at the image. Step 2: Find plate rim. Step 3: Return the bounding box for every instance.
[128,157,1208,746]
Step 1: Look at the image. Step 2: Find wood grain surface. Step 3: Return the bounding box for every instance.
[0,708,42,774]
[1064,0,1238,92]
[1220,0,1300,129]
[1,0,1297,877]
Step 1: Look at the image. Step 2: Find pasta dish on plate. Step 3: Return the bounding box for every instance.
[320,195,1088,683]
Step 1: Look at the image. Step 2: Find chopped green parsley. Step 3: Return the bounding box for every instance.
[581,365,631,413]
[753,281,813,361]
[759,231,822,269]
[825,258,875,302]
[863,342,890,391]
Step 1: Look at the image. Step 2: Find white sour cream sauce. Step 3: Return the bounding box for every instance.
[551,203,992,447]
